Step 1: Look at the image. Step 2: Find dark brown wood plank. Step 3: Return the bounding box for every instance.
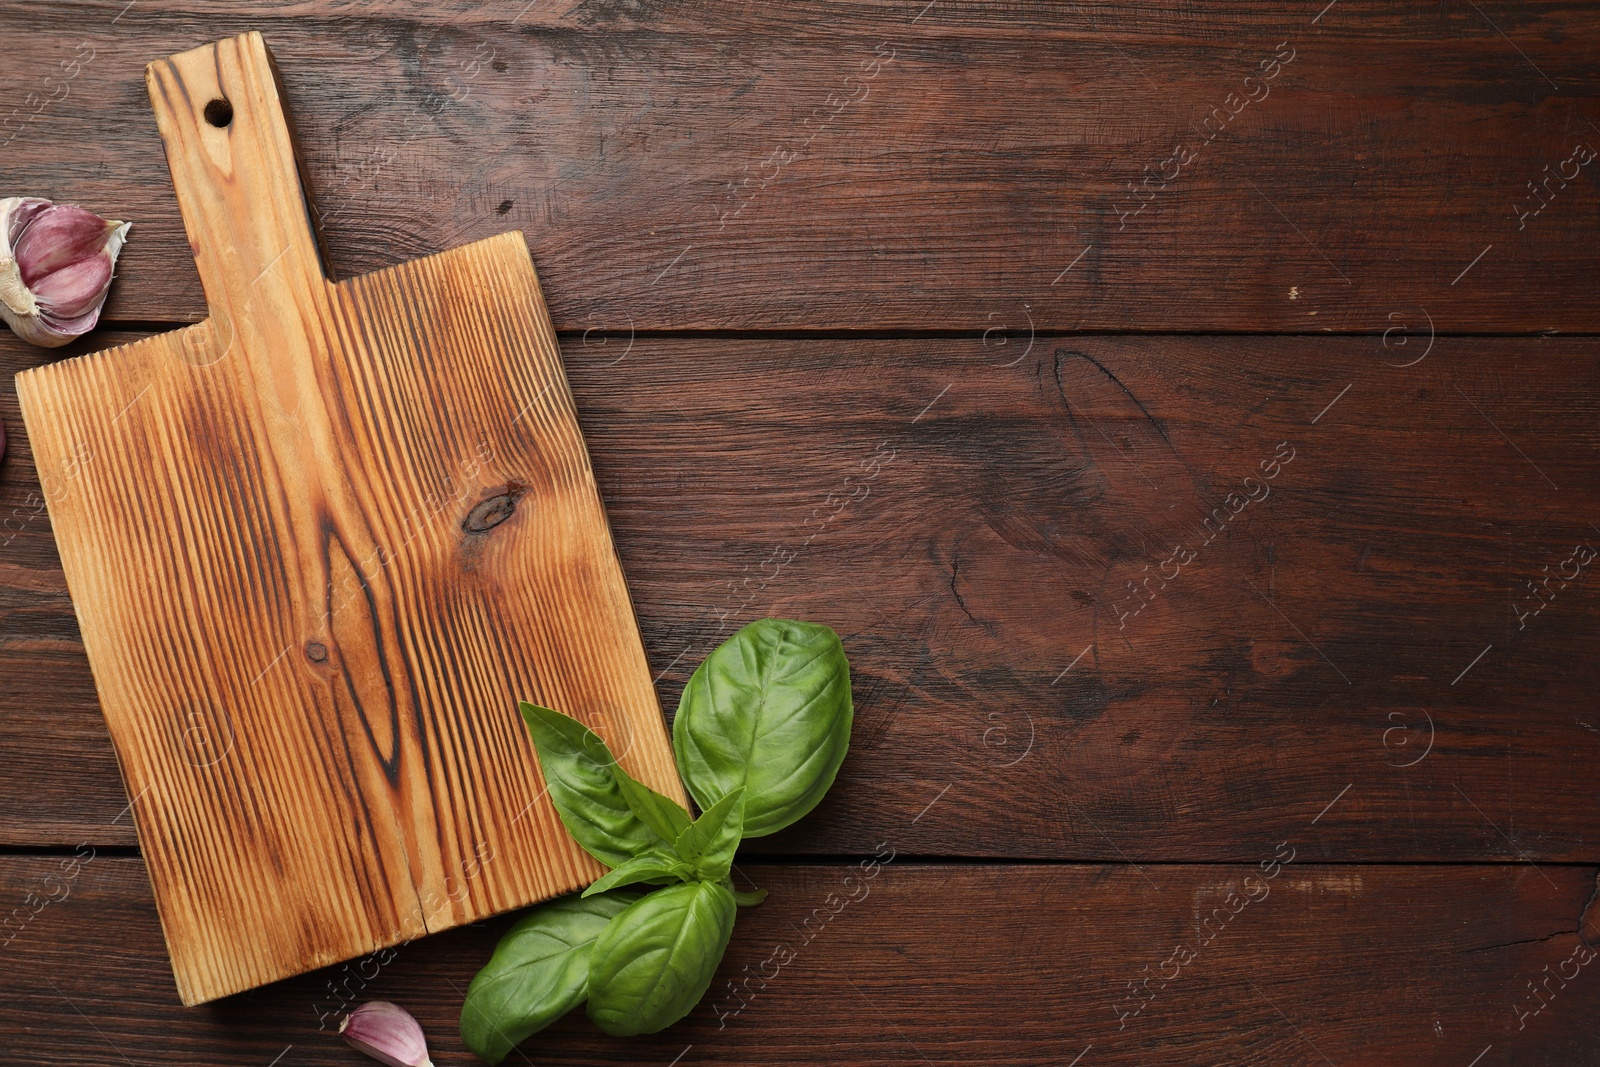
[5,331,1598,861]
[2,1,1597,331]
[1,856,1596,1065]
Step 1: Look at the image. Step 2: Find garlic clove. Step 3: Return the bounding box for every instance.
[339,1001,435,1067]
[41,304,104,341]
[0,196,129,349]
[15,204,121,280]
[32,254,113,319]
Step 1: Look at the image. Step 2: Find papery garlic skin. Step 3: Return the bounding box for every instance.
[340,1001,435,1067]
[0,196,129,348]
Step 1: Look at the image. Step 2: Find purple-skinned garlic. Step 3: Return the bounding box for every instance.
[339,1001,435,1067]
[0,197,129,348]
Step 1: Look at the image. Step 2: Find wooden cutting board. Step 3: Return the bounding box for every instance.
[14,31,687,1006]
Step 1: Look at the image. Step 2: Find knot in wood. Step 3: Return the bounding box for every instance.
[464,488,523,533]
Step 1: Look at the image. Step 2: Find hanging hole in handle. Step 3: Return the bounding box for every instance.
[203,98,233,127]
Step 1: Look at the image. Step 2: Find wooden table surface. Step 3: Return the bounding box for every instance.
[3,2,1599,1063]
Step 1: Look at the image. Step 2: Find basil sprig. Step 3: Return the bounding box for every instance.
[460,619,853,1061]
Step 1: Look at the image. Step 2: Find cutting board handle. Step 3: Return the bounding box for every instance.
[145,32,331,322]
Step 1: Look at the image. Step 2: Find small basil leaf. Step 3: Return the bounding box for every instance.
[586,880,737,1036]
[582,851,694,898]
[614,763,693,844]
[673,619,853,837]
[731,886,768,907]
[519,702,665,866]
[460,890,640,1064]
[673,787,744,882]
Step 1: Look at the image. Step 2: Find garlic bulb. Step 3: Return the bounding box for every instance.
[339,1001,435,1067]
[0,197,129,348]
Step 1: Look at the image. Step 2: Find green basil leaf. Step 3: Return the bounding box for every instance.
[673,787,744,882]
[586,881,737,1036]
[730,885,768,907]
[614,763,693,844]
[460,890,639,1064]
[519,702,666,867]
[673,619,853,837]
[581,850,694,898]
